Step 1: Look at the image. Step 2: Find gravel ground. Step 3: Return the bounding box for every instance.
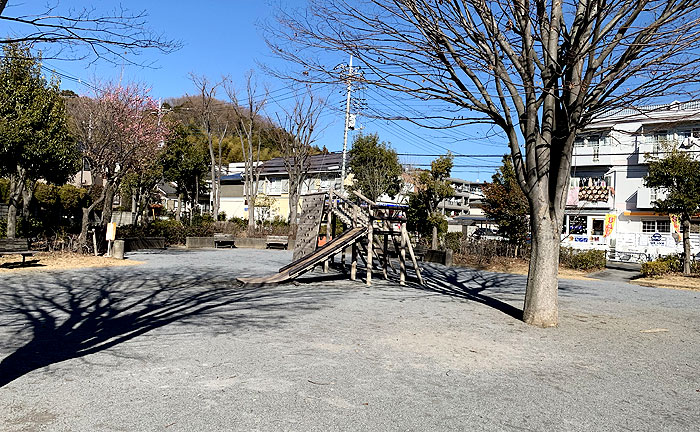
[1,248,698,431]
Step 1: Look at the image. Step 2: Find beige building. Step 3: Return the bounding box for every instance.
[219,153,349,222]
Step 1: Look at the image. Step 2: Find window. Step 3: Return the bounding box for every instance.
[642,220,669,233]
[268,179,282,195]
[642,220,656,233]
[569,216,587,235]
[656,220,670,233]
[592,219,604,235]
[646,130,668,154]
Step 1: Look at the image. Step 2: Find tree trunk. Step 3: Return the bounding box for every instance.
[102,183,115,227]
[248,195,256,231]
[21,181,34,217]
[176,193,183,222]
[682,217,692,275]
[289,187,299,232]
[6,173,24,239]
[208,140,218,218]
[432,225,438,249]
[523,213,560,327]
[78,188,107,251]
[78,207,91,250]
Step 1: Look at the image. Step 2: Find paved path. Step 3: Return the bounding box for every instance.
[1,249,698,431]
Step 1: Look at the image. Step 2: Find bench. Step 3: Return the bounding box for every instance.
[266,235,289,250]
[213,233,235,248]
[0,238,38,265]
[413,245,427,262]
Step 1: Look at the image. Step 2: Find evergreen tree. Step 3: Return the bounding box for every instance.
[0,43,79,238]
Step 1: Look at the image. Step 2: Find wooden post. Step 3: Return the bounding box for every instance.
[400,226,406,285]
[403,225,424,285]
[366,208,373,286]
[351,242,357,280]
[324,193,332,273]
[382,231,388,280]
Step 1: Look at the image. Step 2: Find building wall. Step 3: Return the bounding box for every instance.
[566,105,700,257]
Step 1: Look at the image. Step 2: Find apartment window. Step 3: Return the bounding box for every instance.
[649,187,658,203]
[646,130,668,154]
[574,134,602,147]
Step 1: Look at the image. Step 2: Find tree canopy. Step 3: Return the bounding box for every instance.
[348,133,403,202]
[482,156,530,246]
[407,154,454,239]
[0,42,80,237]
[645,147,700,274]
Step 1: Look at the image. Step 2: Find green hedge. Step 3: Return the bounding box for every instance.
[117,219,214,246]
[641,255,700,277]
[560,248,606,271]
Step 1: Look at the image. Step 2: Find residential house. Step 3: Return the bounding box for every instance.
[219,153,348,222]
[564,101,700,257]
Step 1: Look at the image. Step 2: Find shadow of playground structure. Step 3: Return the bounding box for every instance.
[0,268,337,388]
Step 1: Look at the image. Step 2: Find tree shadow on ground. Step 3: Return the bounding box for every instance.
[416,265,524,320]
[0,268,338,388]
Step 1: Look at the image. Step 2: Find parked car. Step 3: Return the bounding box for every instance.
[471,228,503,240]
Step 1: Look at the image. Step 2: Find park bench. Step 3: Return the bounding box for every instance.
[412,245,427,262]
[0,238,38,265]
[213,233,235,248]
[266,235,289,250]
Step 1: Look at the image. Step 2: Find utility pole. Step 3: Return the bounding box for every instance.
[340,55,356,195]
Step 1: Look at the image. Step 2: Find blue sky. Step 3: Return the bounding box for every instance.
[3,0,508,181]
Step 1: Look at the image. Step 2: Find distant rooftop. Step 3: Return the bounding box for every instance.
[259,153,345,175]
[590,100,700,129]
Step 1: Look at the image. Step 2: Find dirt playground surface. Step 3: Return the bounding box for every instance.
[1,248,698,431]
[0,251,143,273]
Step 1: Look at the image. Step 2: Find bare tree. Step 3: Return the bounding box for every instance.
[0,2,179,64]
[273,90,324,229]
[225,72,268,232]
[188,74,230,217]
[269,0,700,327]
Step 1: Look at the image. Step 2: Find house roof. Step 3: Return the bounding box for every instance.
[158,182,177,195]
[259,152,345,176]
[221,172,243,182]
[587,100,700,131]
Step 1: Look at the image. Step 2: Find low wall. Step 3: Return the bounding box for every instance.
[233,237,296,250]
[186,236,295,250]
[424,249,453,267]
[186,237,215,249]
[121,237,166,252]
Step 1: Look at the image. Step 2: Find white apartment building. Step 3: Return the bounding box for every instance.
[563,101,700,257]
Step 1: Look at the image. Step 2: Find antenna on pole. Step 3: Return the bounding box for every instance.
[340,54,358,196]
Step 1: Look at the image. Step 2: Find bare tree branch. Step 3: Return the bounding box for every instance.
[0,3,180,65]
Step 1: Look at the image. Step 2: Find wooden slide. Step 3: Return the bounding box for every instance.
[237,226,367,286]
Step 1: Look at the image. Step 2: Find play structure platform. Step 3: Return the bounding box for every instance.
[238,190,423,286]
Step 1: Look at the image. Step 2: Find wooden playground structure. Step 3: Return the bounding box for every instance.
[238,190,424,286]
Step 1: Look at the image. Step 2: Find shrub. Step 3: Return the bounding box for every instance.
[217,211,227,221]
[117,219,215,246]
[656,254,683,273]
[229,216,248,230]
[641,260,671,277]
[444,232,463,252]
[560,248,606,271]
